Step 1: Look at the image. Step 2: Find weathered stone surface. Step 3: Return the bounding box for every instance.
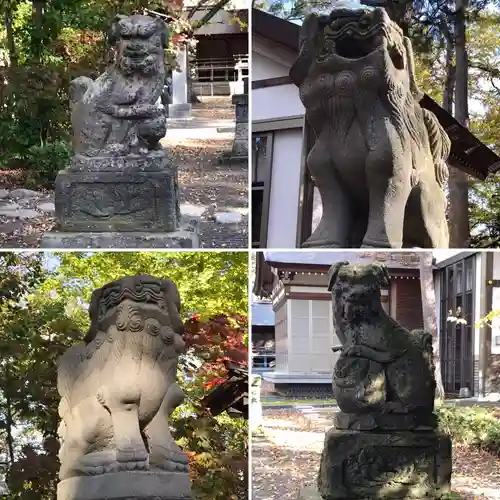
[0,189,10,199]
[306,261,453,499]
[0,201,40,219]
[170,44,191,119]
[290,6,450,249]
[40,219,199,249]
[42,15,197,247]
[9,188,39,199]
[215,211,242,224]
[180,203,205,218]
[317,429,452,499]
[56,275,192,500]
[54,157,180,232]
[328,263,436,430]
[70,15,168,157]
[58,472,191,500]
[38,202,56,213]
[169,103,192,119]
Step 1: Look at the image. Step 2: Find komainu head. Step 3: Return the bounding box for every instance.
[85,275,183,349]
[328,262,390,315]
[290,5,421,99]
[108,14,168,76]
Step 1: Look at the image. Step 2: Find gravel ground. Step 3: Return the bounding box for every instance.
[0,97,248,249]
[251,408,500,500]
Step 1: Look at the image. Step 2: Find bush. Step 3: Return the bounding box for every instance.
[22,141,72,188]
[436,405,500,454]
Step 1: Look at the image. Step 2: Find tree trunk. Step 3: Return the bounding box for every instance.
[31,0,45,61]
[4,8,17,67]
[5,393,15,465]
[448,0,470,248]
[3,368,15,465]
[442,30,455,113]
[419,252,445,401]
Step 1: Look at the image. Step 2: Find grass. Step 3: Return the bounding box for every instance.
[262,398,337,407]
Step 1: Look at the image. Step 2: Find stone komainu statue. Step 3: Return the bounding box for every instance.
[70,15,168,157]
[312,261,452,500]
[327,262,437,431]
[290,6,451,249]
[56,275,189,485]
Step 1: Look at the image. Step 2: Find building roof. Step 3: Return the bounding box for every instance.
[253,251,422,297]
[252,301,275,326]
[252,8,500,180]
[200,361,248,419]
[263,251,421,268]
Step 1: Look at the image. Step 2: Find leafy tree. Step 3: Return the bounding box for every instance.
[0,0,244,186]
[0,251,248,500]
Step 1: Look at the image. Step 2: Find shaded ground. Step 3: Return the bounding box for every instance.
[252,408,500,500]
[0,96,248,249]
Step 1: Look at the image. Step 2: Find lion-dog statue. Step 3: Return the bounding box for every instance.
[56,275,189,481]
[327,262,437,431]
[290,6,451,249]
[70,15,168,157]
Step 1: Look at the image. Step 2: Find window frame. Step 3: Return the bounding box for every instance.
[296,118,316,247]
[251,131,274,248]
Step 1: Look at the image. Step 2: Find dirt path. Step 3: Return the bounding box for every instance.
[251,409,500,500]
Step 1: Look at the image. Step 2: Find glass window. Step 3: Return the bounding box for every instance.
[439,256,475,395]
[456,263,463,294]
[252,134,269,184]
[466,258,474,291]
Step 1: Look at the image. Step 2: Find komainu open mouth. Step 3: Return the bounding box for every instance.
[320,9,387,60]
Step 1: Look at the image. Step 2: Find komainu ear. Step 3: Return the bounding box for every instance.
[290,13,321,87]
[403,36,424,102]
[84,288,102,343]
[374,264,391,287]
[328,261,349,291]
[108,14,126,46]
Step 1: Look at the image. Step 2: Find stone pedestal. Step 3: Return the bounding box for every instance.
[314,428,452,499]
[58,471,192,500]
[170,44,191,119]
[220,79,248,164]
[42,153,199,248]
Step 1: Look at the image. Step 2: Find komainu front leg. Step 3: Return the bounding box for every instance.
[146,383,189,473]
[59,401,115,479]
[363,173,412,249]
[103,386,149,471]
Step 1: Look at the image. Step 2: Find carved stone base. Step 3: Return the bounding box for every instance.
[317,429,452,499]
[54,161,180,233]
[57,471,192,500]
[169,103,192,119]
[40,219,199,248]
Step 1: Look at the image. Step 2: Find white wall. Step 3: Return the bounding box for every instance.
[267,128,303,248]
[252,33,306,248]
[274,300,288,372]
[288,298,338,374]
[252,85,304,122]
[252,52,289,80]
[252,35,304,121]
